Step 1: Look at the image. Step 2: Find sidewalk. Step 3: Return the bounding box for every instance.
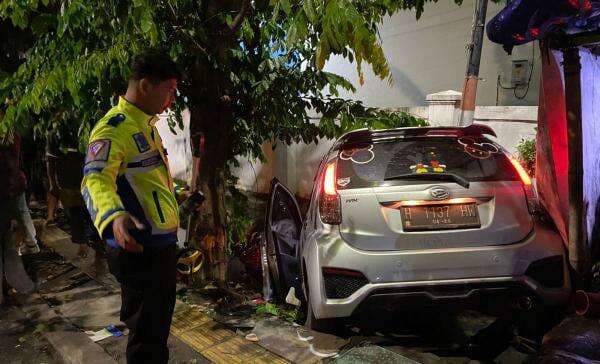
[3,222,287,363]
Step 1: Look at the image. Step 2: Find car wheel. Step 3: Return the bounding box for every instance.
[303,276,338,335]
[305,301,338,334]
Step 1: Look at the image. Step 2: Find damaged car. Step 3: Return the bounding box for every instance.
[264,125,571,333]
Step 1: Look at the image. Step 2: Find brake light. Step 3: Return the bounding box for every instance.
[319,162,342,225]
[323,162,337,195]
[509,157,532,186]
[509,156,538,213]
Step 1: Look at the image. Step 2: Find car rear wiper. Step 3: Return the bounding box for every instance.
[384,172,470,189]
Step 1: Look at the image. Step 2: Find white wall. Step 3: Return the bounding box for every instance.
[230,142,278,195]
[324,0,540,107]
[156,109,193,184]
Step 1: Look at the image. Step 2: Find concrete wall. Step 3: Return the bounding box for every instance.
[324,0,541,107]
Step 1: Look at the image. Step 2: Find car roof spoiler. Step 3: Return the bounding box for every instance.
[333,124,497,150]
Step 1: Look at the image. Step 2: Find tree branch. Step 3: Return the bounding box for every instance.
[166,2,208,55]
[227,0,250,35]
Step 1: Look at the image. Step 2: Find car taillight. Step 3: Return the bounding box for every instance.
[319,162,342,225]
[509,156,539,214]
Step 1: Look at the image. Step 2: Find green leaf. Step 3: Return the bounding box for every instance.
[280,0,291,15]
[140,11,153,34]
[303,0,317,22]
[315,40,329,70]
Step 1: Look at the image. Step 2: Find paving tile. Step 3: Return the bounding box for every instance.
[44,330,117,363]
[55,294,122,330]
[171,306,213,336]
[177,321,235,351]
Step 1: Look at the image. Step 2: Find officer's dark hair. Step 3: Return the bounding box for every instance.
[130,50,182,84]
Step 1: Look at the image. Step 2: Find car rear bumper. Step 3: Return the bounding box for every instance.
[304,220,571,319]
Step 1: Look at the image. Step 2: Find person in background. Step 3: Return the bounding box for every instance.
[46,126,102,258]
[1,133,41,256]
[1,132,39,304]
[45,183,59,226]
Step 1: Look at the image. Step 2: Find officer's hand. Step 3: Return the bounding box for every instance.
[112,214,145,253]
[177,189,191,204]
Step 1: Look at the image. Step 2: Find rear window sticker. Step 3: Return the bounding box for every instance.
[339,145,375,164]
[407,153,428,173]
[458,137,499,159]
[410,163,429,174]
[337,177,351,187]
[132,132,151,153]
[85,139,111,164]
[429,160,446,173]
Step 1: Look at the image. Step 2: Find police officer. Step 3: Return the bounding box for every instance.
[81,51,181,363]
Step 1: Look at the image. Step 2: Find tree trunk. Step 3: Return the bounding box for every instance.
[187,58,235,284]
[185,0,246,285]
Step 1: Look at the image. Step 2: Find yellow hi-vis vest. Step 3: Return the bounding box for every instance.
[81,97,179,248]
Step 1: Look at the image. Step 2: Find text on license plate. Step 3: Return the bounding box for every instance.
[401,203,481,231]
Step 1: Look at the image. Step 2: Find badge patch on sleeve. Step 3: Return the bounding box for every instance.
[86,139,111,163]
[132,132,151,153]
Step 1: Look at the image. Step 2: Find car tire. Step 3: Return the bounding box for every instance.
[301,261,339,334]
[305,300,338,334]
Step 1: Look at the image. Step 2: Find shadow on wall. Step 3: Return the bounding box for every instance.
[233,142,278,194]
[390,66,427,105]
[294,140,335,198]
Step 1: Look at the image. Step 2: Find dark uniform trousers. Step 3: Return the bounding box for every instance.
[107,244,177,364]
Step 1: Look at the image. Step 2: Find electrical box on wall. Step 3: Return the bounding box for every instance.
[511,59,530,87]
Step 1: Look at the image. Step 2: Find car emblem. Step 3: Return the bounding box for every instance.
[430,186,450,200]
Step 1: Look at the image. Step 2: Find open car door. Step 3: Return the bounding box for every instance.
[264,178,303,301]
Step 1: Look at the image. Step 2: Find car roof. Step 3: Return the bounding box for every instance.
[332,124,497,151]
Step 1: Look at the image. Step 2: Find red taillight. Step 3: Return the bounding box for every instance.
[319,161,342,225]
[323,163,337,195]
[509,157,532,186]
[509,156,538,214]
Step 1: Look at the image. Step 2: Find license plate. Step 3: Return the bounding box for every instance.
[401,203,480,231]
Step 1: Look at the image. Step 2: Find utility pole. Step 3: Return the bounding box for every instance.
[459,0,488,126]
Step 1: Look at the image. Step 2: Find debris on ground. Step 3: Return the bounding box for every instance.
[285,287,302,306]
[535,316,600,363]
[250,319,346,364]
[334,345,417,363]
[245,333,259,342]
[85,325,124,342]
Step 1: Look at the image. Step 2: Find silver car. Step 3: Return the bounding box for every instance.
[264,125,571,332]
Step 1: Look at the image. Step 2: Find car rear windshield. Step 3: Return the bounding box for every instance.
[335,136,521,189]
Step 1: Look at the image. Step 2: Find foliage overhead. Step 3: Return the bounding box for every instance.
[0,0,447,153]
[0,0,450,250]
